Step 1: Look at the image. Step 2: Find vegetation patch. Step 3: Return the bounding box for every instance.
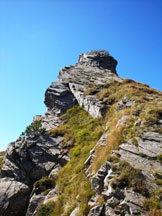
[37,202,55,216]
[0,151,5,172]
[154,170,162,186]
[34,176,55,194]
[143,197,161,211]
[143,188,162,215]
[43,105,104,215]
[21,120,46,136]
[156,154,162,164]
[37,79,162,215]
[111,161,149,197]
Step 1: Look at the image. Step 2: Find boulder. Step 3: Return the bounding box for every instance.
[1,135,69,183]
[26,194,45,216]
[0,178,30,216]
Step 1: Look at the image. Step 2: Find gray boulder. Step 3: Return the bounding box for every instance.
[26,194,45,216]
[0,178,30,216]
[1,135,69,183]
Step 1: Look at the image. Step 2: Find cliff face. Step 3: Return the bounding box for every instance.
[0,50,162,216]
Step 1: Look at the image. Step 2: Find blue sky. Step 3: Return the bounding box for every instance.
[0,0,162,151]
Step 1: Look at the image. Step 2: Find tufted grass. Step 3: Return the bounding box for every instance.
[39,105,104,216]
[37,78,162,215]
[37,202,55,216]
[111,161,149,197]
[34,176,55,194]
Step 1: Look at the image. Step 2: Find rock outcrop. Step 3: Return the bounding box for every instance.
[0,50,162,216]
[41,50,120,130]
[0,134,69,216]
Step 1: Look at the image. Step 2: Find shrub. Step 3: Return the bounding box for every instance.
[22,120,46,136]
[34,176,55,193]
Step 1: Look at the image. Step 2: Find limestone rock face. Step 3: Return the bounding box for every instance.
[42,82,76,130]
[1,135,69,183]
[57,50,121,118]
[0,134,69,215]
[87,205,104,216]
[44,82,75,114]
[42,50,120,129]
[78,50,117,73]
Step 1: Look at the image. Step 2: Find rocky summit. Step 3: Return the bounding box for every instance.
[0,50,162,216]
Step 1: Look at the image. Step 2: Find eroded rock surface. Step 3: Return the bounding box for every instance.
[57,50,121,118]
[1,135,69,183]
[0,134,69,215]
[85,123,162,216]
[0,178,30,216]
[41,50,120,129]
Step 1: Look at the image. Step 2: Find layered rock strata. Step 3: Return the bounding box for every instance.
[0,50,120,216]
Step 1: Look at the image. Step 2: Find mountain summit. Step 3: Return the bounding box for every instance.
[0,50,162,216]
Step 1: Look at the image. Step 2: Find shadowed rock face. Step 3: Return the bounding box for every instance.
[3,135,69,181]
[0,134,69,216]
[44,82,75,113]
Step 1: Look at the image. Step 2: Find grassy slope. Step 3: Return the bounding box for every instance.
[37,105,104,216]
[37,79,162,216]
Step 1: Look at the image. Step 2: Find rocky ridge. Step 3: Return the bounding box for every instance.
[0,50,162,216]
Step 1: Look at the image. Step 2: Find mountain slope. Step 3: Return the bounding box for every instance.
[0,50,161,216]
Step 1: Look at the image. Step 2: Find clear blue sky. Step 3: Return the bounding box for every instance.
[0,0,162,151]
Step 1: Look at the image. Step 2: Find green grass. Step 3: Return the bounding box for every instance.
[37,202,55,216]
[111,161,149,197]
[34,176,55,194]
[156,154,162,164]
[39,105,104,216]
[37,78,162,215]
[143,197,161,211]
[143,188,162,215]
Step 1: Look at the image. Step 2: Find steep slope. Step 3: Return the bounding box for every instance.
[0,50,161,216]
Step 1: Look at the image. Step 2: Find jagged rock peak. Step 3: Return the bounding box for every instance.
[78,50,117,73]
